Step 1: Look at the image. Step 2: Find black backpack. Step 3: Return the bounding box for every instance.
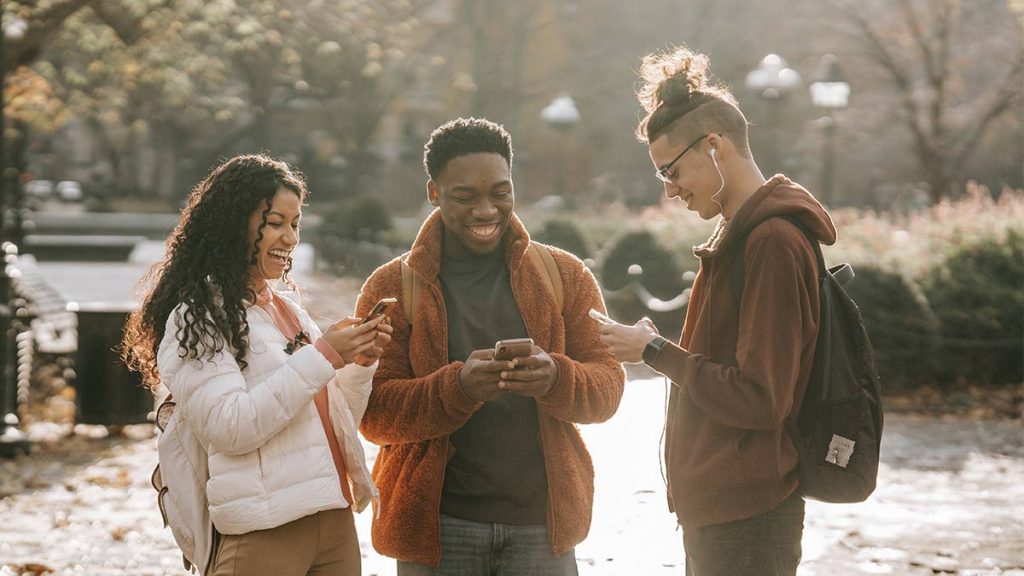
[732,216,883,503]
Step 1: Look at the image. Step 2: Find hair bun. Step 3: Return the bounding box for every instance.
[637,46,712,112]
[636,46,739,142]
[657,51,710,106]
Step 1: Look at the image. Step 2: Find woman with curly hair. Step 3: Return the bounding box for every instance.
[123,154,391,575]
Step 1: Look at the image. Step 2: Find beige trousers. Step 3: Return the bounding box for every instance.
[210,507,360,576]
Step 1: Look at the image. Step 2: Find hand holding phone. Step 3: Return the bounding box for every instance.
[458,348,509,402]
[493,339,558,398]
[322,317,380,364]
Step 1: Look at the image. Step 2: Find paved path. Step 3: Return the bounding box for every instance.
[2,377,1021,575]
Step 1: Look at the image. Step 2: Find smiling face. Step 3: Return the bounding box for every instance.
[428,152,513,257]
[247,187,302,286]
[649,133,723,220]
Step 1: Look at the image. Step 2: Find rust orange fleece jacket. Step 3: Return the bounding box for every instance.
[355,209,625,566]
[649,175,837,529]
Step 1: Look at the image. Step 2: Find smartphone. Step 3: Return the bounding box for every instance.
[493,338,534,361]
[361,297,398,325]
[588,308,615,326]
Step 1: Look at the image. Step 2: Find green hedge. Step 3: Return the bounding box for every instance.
[533,219,592,260]
[317,195,397,276]
[921,231,1024,386]
[843,267,940,391]
[322,195,394,242]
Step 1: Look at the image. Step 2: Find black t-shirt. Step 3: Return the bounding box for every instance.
[438,245,549,525]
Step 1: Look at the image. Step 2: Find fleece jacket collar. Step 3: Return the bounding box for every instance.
[404,208,533,285]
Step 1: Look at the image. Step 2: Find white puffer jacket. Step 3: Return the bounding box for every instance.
[156,290,378,572]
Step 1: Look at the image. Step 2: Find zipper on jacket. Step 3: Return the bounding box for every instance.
[508,258,559,552]
[537,416,558,553]
[435,440,449,565]
[400,261,450,564]
[429,277,450,566]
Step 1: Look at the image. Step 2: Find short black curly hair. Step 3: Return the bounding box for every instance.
[423,117,513,180]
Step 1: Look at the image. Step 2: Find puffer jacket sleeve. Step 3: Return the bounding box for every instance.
[330,363,377,427]
[157,304,336,456]
[298,313,378,429]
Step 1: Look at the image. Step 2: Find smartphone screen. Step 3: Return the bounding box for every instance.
[361,297,397,325]
[589,308,614,326]
[494,338,534,361]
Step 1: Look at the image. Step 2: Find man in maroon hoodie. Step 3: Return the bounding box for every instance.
[599,46,838,575]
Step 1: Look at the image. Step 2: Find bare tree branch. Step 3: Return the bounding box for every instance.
[898,0,935,81]
[951,54,1024,168]
[834,0,935,158]
[831,0,1016,200]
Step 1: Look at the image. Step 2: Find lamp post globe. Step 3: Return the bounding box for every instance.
[540,95,581,198]
[745,53,802,100]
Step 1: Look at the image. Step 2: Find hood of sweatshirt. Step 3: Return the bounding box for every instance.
[693,174,837,260]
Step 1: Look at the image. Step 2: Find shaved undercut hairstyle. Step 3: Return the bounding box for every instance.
[636,45,752,158]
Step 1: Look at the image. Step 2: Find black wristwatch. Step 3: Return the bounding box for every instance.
[642,336,669,366]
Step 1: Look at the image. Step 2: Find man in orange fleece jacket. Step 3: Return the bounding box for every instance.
[355,117,625,574]
[600,47,837,576]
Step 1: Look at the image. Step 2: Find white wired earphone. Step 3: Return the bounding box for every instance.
[710,146,725,211]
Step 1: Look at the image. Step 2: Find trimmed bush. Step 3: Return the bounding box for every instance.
[533,219,592,260]
[317,195,397,277]
[318,236,398,278]
[323,195,394,242]
[921,231,1024,386]
[599,230,689,338]
[843,266,940,391]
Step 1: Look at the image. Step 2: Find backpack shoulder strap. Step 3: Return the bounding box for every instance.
[731,216,823,311]
[779,215,825,275]
[528,242,563,313]
[399,252,420,325]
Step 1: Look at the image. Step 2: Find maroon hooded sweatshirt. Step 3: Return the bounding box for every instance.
[649,174,837,529]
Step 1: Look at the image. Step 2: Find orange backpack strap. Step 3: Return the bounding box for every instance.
[528,242,563,313]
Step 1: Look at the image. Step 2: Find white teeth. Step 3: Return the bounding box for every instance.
[268,249,290,264]
[470,224,498,238]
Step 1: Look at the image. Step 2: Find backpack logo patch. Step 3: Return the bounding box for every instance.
[826,434,855,468]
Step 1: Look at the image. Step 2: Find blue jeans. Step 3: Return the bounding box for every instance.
[396,514,578,576]
[683,491,805,576]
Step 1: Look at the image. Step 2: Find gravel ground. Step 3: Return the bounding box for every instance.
[2,373,1022,576]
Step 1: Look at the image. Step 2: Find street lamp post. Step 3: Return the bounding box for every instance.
[745,53,802,101]
[540,95,580,197]
[0,12,30,458]
[744,54,802,174]
[809,54,850,206]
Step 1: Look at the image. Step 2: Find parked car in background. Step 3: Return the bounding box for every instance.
[56,181,83,202]
[25,179,55,201]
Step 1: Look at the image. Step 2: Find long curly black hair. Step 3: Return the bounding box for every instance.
[122,154,309,391]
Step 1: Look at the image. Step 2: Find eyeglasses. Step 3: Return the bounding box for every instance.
[655,133,709,184]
